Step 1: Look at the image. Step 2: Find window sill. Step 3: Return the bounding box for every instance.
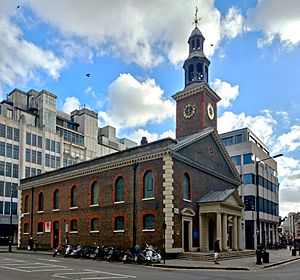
[114,230,125,233]
[52,209,60,212]
[23,232,29,235]
[142,229,155,232]
[90,230,99,233]
[69,207,78,210]
[37,211,44,213]
[37,232,43,235]
[183,199,192,203]
[70,231,78,234]
[23,212,29,215]
[142,197,155,201]
[114,201,124,205]
[90,204,99,207]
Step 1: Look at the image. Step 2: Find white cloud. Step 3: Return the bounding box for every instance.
[127,128,175,144]
[248,0,300,48]
[220,7,244,39]
[22,0,244,68]
[213,79,239,108]
[218,110,277,147]
[84,87,96,98]
[99,73,175,129]
[0,13,65,87]
[62,96,81,114]
[273,125,300,153]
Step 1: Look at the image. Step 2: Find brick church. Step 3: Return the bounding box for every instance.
[19,15,244,253]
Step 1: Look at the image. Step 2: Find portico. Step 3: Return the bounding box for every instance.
[198,189,244,251]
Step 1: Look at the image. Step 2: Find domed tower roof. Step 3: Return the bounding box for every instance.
[183,7,210,88]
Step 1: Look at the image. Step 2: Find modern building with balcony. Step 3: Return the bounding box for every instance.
[0,88,136,243]
[220,128,280,249]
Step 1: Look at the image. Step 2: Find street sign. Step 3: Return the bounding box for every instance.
[45,221,51,232]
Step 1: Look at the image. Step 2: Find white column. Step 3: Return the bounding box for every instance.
[216,213,222,250]
[222,213,228,251]
[237,216,242,250]
[233,216,238,250]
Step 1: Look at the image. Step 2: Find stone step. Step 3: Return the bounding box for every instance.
[177,250,256,261]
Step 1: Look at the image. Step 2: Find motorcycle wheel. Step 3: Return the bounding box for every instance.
[52,251,57,257]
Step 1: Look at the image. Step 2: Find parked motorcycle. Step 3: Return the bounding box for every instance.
[93,246,110,261]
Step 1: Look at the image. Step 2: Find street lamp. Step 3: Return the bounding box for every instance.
[256,153,283,249]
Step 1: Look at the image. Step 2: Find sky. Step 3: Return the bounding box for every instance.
[0,0,300,218]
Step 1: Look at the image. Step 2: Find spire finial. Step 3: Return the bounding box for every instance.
[193,6,201,28]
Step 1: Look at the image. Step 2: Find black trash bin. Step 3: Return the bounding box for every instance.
[256,249,262,265]
[262,251,269,263]
[292,248,297,256]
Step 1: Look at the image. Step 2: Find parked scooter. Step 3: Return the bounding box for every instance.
[63,245,74,258]
[93,246,110,261]
[144,244,161,264]
[53,245,65,257]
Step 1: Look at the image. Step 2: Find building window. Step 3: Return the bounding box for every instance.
[5,162,12,177]
[12,164,18,178]
[25,167,30,178]
[183,173,191,200]
[70,186,78,207]
[4,202,10,215]
[235,134,243,144]
[24,195,29,213]
[56,142,61,153]
[53,190,59,210]
[26,132,31,145]
[45,138,50,150]
[38,192,44,211]
[0,141,5,156]
[114,216,124,231]
[115,177,124,202]
[11,202,17,215]
[143,214,155,230]
[231,155,241,165]
[45,154,50,167]
[13,145,19,159]
[50,155,55,168]
[6,126,13,140]
[243,173,255,184]
[25,149,31,162]
[24,223,29,234]
[6,143,12,158]
[243,153,254,165]
[0,201,2,214]
[37,151,42,165]
[31,150,37,164]
[14,128,19,141]
[221,136,233,146]
[143,171,154,199]
[91,182,99,205]
[0,124,5,137]
[6,109,13,119]
[37,136,42,148]
[0,181,3,196]
[12,183,18,198]
[70,219,78,232]
[0,161,4,176]
[244,195,256,211]
[37,222,43,233]
[90,218,99,232]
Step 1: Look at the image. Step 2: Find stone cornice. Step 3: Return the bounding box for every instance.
[20,149,170,190]
[172,83,221,102]
[170,151,240,186]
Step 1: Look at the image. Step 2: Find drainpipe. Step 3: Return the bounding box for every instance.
[132,162,138,247]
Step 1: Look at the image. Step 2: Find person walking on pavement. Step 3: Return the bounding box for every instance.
[214,237,221,264]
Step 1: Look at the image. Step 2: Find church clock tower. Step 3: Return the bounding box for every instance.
[172,8,221,139]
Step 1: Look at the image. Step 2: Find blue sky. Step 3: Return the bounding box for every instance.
[1,0,300,217]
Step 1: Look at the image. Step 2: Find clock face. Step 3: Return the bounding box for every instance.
[207,103,214,120]
[183,103,196,119]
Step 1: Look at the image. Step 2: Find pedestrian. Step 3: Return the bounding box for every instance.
[214,237,221,264]
[28,237,34,251]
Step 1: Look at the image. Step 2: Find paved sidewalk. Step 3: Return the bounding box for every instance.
[1,246,299,271]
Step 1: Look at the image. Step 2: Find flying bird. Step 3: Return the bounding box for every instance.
[210,44,214,47]
[86,73,90,77]
[17,5,20,9]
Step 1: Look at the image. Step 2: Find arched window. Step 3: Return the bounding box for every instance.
[205,65,209,81]
[91,182,99,205]
[24,195,29,213]
[143,171,154,199]
[115,177,124,202]
[70,186,77,207]
[53,190,59,210]
[70,219,78,232]
[143,214,155,230]
[197,63,203,80]
[114,216,124,231]
[90,218,99,232]
[196,39,200,49]
[192,40,195,50]
[188,64,194,82]
[183,173,191,200]
[38,192,44,211]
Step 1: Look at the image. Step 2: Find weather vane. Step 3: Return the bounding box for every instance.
[193,6,201,27]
